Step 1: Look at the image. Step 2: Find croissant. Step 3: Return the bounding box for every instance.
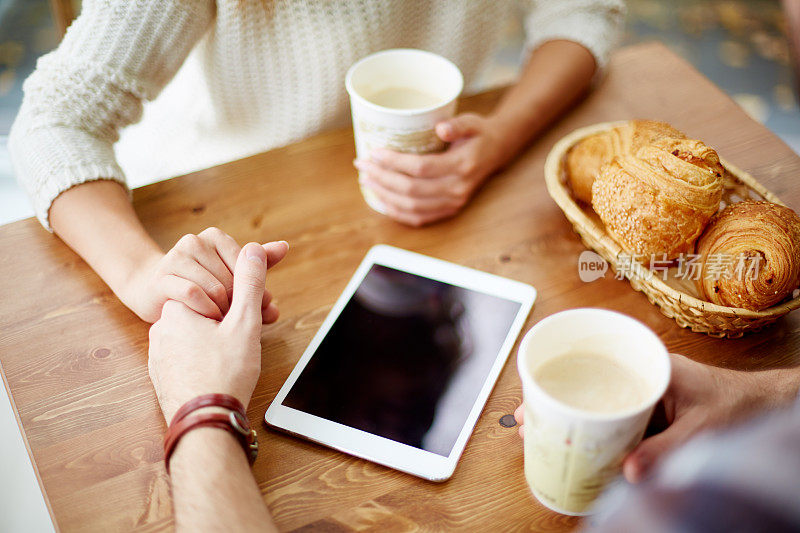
[591,138,724,260]
[565,120,686,203]
[695,201,800,311]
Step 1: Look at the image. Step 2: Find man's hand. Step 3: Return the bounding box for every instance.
[621,354,799,483]
[354,113,508,226]
[148,241,288,423]
[514,353,800,484]
[122,227,284,324]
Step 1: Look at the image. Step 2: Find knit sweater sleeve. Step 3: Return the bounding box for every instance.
[8,0,215,230]
[521,0,626,71]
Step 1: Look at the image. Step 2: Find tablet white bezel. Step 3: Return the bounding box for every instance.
[264,245,536,481]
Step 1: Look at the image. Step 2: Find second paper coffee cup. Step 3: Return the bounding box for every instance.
[517,308,670,516]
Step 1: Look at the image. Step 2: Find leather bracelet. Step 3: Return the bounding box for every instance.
[169,393,247,426]
[163,394,258,473]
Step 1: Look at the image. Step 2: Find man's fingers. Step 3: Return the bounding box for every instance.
[622,412,699,484]
[197,229,287,273]
[162,275,223,321]
[260,241,287,320]
[435,113,482,142]
[260,289,274,323]
[226,242,268,328]
[262,302,280,324]
[263,241,289,269]
[369,148,455,179]
[514,404,525,439]
[195,232,287,321]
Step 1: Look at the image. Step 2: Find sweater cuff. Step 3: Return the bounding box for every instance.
[524,5,624,75]
[9,121,129,232]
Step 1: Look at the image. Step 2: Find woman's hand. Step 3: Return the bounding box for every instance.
[514,353,800,484]
[121,227,286,323]
[353,113,509,226]
[148,242,287,423]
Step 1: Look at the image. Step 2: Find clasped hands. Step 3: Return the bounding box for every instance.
[148,240,287,423]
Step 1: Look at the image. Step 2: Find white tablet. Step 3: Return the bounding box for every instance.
[265,245,536,481]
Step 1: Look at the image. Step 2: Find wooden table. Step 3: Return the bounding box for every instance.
[2,43,799,532]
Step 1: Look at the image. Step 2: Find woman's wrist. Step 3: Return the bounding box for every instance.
[484,111,541,171]
[113,247,164,314]
[482,39,597,171]
[487,105,541,140]
[118,246,163,291]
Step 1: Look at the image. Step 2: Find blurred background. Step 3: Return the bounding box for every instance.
[0,0,798,226]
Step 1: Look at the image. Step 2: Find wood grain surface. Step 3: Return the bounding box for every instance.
[1,43,799,532]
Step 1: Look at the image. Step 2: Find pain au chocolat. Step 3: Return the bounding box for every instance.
[695,200,800,311]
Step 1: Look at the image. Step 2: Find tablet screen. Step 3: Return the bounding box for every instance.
[282,264,522,457]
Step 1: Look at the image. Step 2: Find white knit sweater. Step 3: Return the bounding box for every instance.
[9,0,624,230]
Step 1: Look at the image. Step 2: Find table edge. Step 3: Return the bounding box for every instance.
[0,360,60,532]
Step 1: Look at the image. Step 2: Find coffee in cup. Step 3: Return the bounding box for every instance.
[345,49,463,213]
[517,308,670,516]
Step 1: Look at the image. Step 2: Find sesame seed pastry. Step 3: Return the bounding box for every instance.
[591,136,724,260]
[695,200,800,311]
[565,119,685,204]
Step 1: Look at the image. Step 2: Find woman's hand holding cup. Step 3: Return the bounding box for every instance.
[354,112,508,227]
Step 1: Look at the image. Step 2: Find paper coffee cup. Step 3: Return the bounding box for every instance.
[517,309,670,516]
[345,49,463,213]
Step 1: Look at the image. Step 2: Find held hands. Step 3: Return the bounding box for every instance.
[514,353,799,484]
[354,113,508,226]
[148,241,288,423]
[122,227,283,324]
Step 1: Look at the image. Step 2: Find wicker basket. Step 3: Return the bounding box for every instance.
[544,121,800,337]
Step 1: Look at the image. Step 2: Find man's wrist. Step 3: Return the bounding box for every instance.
[164,399,257,473]
[161,392,249,427]
[167,420,274,532]
[169,425,248,476]
[741,366,800,410]
[774,367,800,405]
[165,405,230,424]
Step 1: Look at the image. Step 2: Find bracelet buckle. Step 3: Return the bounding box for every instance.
[164,394,259,472]
[229,410,259,463]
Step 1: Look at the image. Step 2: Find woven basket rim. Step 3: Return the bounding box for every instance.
[544,120,800,320]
